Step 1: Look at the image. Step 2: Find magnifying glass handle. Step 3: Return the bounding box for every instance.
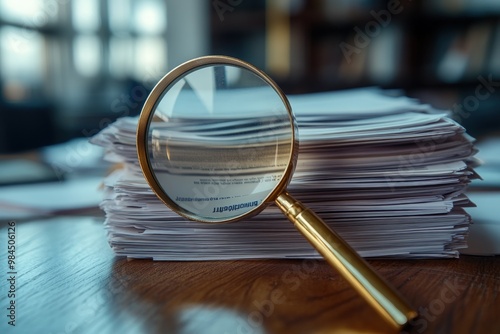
[275,192,418,330]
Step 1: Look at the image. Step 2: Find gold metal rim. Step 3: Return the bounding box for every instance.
[136,55,298,224]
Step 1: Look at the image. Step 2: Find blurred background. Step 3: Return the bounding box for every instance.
[1,0,500,154]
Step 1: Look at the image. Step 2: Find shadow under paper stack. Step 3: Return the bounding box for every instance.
[91,88,478,260]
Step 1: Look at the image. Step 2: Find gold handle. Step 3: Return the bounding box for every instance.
[275,192,417,330]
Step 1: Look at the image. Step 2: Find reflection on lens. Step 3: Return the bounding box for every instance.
[146,64,294,222]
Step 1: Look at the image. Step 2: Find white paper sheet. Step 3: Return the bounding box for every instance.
[90,88,479,260]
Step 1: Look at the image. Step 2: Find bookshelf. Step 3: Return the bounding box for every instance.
[210,0,500,137]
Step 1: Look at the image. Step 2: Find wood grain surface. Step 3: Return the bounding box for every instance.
[0,216,498,334]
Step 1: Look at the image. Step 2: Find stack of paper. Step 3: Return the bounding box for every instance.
[91,88,478,260]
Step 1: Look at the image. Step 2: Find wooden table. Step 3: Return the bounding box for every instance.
[0,216,498,334]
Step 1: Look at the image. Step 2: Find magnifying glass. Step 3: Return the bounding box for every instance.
[137,55,417,329]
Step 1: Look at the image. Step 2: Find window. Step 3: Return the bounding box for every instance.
[0,1,208,153]
[71,0,102,78]
[0,0,54,101]
[108,0,167,81]
[0,0,168,102]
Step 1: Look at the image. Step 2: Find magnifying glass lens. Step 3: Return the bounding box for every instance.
[144,63,295,222]
[137,56,416,330]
